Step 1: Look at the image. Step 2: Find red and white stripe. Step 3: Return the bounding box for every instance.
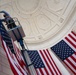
[64,52,76,74]
[64,31,76,74]
[12,41,28,73]
[36,49,61,75]
[64,31,76,51]
[1,39,28,75]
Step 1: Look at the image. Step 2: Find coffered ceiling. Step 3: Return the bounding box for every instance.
[0,0,76,49]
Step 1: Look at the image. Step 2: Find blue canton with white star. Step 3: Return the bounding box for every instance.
[51,40,75,60]
[27,50,45,68]
[0,20,14,52]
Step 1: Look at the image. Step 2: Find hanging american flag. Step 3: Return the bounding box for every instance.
[0,20,29,75]
[27,49,62,75]
[0,20,15,54]
[51,31,76,74]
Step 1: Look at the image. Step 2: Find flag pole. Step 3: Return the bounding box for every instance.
[7,17,37,75]
[21,48,37,75]
[15,30,37,75]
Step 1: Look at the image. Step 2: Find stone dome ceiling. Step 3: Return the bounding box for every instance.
[0,0,76,49]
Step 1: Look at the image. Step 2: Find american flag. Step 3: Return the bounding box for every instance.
[0,20,15,54]
[27,49,62,75]
[51,31,76,74]
[0,20,29,75]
